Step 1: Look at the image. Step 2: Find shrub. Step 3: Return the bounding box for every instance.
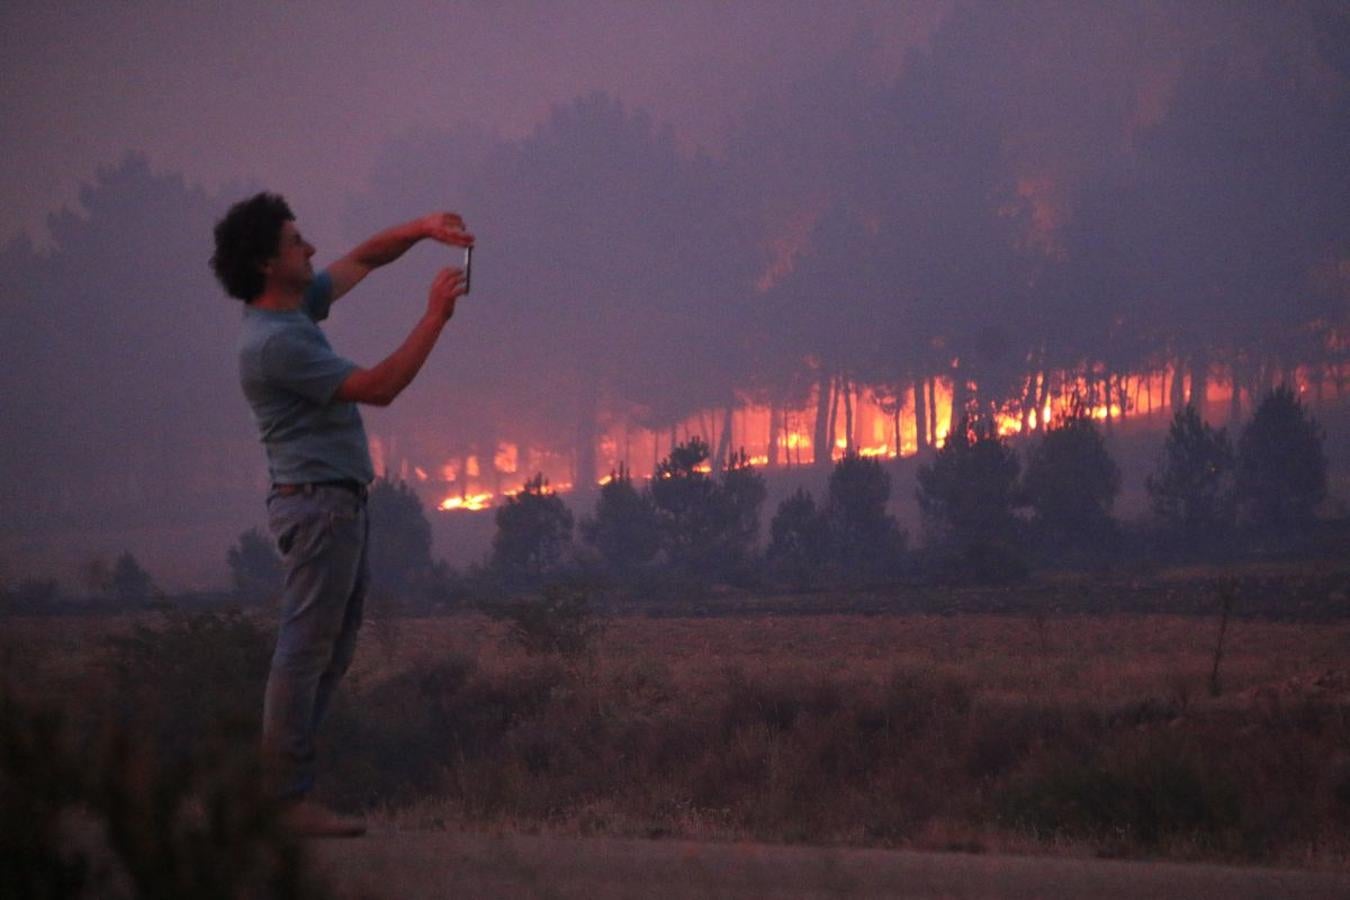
[916,418,1024,579]
[368,477,436,601]
[0,679,329,899]
[999,735,1242,849]
[825,453,906,577]
[1146,404,1236,543]
[1235,386,1327,532]
[649,439,766,582]
[227,527,282,604]
[767,488,830,587]
[102,610,274,764]
[580,464,660,573]
[491,583,606,658]
[1022,412,1120,551]
[110,551,156,607]
[491,474,575,582]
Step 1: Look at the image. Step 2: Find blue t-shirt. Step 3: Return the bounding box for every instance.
[238,271,375,486]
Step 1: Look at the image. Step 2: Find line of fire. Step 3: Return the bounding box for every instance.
[368,354,1349,514]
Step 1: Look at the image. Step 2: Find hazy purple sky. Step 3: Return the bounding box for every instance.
[1,0,947,249]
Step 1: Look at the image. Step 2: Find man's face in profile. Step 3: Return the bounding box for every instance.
[264,220,316,293]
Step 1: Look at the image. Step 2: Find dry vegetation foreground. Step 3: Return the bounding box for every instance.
[4,605,1350,892]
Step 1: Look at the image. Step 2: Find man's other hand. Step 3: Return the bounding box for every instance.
[427,267,467,323]
[421,212,474,248]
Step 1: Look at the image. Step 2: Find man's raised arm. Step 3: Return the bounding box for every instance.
[333,267,465,408]
[326,213,473,303]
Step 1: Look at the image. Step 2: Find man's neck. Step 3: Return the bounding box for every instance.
[248,286,305,312]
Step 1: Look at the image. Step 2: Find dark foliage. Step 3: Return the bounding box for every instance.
[0,678,330,899]
[367,477,436,601]
[489,583,607,658]
[227,527,283,605]
[491,474,575,581]
[1000,735,1242,849]
[110,551,157,607]
[1146,405,1236,543]
[648,440,766,583]
[767,488,830,588]
[825,453,906,578]
[1022,412,1121,550]
[102,610,274,764]
[579,464,660,573]
[1236,387,1328,533]
[915,418,1024,580]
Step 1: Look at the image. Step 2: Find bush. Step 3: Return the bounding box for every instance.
[580,464,660,573]
[227,527,282,604]
[0,680,329,899]
[767,488,830,587]
[1146,404,1236,544]
[102,610,274,764]
[1236,386,1327,533]
[368,477,436,601]
[825,453,906,578]
[916,418,1024,580]
[649,439,766,582]
[110,551,156,607]
[1000,735,1242,849]
[491,474,575,582]
[491,583,606,658]
[1022,413,1121,552]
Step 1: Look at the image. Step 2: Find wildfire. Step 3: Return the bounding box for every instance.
[439,493,493,512]
[409,361,1344,514]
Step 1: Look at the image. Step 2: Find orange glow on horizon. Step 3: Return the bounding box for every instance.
[418,361,1345,512]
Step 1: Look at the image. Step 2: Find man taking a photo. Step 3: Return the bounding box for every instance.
[211,193,472,836]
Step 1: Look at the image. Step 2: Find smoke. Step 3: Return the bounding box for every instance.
[0,1,1346,587]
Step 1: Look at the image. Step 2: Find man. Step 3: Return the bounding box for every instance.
[210,193,472,836]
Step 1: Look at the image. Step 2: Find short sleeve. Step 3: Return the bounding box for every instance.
[261,328,357,405]
[302,270,335,322]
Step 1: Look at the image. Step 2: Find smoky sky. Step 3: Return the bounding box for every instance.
[0,0,946,250]
[1,0,1347,590]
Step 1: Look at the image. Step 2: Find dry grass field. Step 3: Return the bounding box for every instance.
[5,594,1349,878]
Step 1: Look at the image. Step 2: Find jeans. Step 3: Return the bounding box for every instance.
[262,483,369,800]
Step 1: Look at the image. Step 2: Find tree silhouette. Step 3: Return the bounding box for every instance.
[110,551,156,606]
[825,453,905,576]
[1022,412,1120,550]
[226,527,283,604]
[649,438,765,581]
[367,478,435,599]
[718,450,768,580]
[579,464,660,573]
[491,474,574,581]
[1146,405,1236,542]
[916,418,1023,579]
[767,488,830,588]
[1235,387,1327,532]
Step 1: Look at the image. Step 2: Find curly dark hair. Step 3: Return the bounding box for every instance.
[210,192,295,301]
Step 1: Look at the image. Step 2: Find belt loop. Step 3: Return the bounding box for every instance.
[302,483,316,496]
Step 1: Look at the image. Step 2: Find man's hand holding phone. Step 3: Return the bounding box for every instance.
[420,212,474,249]
[427,267,467,324]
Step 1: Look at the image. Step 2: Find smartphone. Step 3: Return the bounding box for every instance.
[463,245,473,295]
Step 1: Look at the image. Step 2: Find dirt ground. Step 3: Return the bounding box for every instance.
[311,830,1350,899]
